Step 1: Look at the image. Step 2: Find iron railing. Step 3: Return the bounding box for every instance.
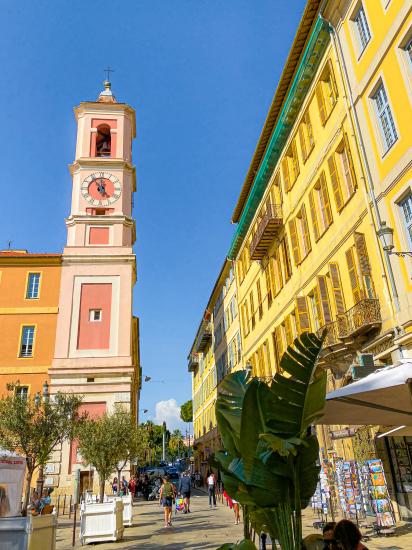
[339,298,381,338]
[249,204,283,260]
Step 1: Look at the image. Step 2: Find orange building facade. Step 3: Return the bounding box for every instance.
[0,251,61,399]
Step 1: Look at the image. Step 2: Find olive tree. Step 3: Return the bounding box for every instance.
[0,385,83,515]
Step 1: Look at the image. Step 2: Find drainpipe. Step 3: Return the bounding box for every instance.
[319,7,401,326]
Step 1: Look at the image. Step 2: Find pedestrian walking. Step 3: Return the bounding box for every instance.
[159,475,176,528]
[111,477,118,495]
[178,470,191,514]
[333,520,369,550]
[207,471,217,508]
[128,476,136,498]
[232,498,240,524]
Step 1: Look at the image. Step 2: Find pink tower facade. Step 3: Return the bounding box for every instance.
[47,83,140,494]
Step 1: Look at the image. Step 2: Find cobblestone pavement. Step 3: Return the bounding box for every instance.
[56,492,412,549]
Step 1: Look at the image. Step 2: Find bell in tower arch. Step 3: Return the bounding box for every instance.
[96,124,111,157]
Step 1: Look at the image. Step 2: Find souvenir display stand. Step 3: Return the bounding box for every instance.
[366,459,395,528]
[336,460,365,522]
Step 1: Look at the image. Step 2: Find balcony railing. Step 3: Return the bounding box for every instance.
[339,298,381,338]
[195,322,212,352]
[318,299,381,352]
[188,353,199,372]
[317,320,341,347]
[249,204,283,260]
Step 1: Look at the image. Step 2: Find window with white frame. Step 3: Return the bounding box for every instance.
[20,326,35,357]
[15,386,29,400]
[353,5,371,53]
[399,193,412,249]
[26,273,40,299]
[89,309,102,322]
[372,83,398,152]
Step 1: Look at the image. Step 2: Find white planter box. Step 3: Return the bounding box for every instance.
[117,494,133,527]
[80,500,124,545]
[0,513,57,550]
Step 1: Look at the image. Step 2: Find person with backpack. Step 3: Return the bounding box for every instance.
[207,471,217,508]
[159,475,175,527]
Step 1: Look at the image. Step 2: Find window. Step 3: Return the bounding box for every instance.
[345,232,375,304]
[26,273,41,299]
[353,5,371,53]
[89,309,102,322]
[265,264,273,308]
[372,83,398,152]
[256,280,263,320]
[309,292,321,331]
[15,386,29,400]
[316,61,338,125]
[299,110,315,161]
[282,139,300,192]
[399,193,412,248]
[295,296,311,333]
[96,124,111,157]
[214,322,223,346]
[19,326,35,357]
[281,237,293,281]
[328,134,356,211]
[406,37,412,70]
[249,291,255,330]
[309,171,333,240]
[294,204,311,262]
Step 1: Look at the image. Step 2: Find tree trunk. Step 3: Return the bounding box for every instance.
[99,478,105,503]
[22,468,34,516]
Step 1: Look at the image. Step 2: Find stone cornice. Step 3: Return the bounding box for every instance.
[0,255,61,266]
[61,253,136,266]
[65,214,135,228]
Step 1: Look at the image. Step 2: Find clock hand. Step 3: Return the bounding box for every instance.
[96,180,106,195]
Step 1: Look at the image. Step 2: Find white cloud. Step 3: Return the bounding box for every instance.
[153,398,186,432]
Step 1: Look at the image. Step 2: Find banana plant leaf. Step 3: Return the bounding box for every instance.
[216,541,257,550]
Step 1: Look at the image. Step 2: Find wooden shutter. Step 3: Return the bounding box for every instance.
[295,296,311,332]
[317,275,332,325]
[273,326,284,370]
[256,279,263,318]
[289,219,301,265]
[285,315,293,346]
[320,171,333,227]
[316,83,327,125]
[306,111,315,149]
[282,237,293,279]
[249,291,255,329]
[276,249,284,290]
[328,154,344,211]
[282,158,290,192]
[329,262,346,314]
[309,189,320,241]
[265,265,272,307]
[299,124,307,161]
[244,300,251,335]
[343,132,356,194]
[345,247,362,304]
[268,256,276,297]
[301,204,312,255]
[328,61,338,104]
[354,232,372,276]
[292,139,300,178]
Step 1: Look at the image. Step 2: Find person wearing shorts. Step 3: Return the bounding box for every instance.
[159,475,175,527]
[178,471,192,514]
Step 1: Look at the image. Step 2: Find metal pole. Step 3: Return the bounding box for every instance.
[72,503,77,547]
[162,421,166,462]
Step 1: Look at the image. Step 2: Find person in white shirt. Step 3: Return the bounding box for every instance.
[207,471,217,508]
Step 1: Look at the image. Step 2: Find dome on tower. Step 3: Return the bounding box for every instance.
[98,80,117,103]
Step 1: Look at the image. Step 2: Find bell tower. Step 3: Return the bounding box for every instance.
[49,81,140,492]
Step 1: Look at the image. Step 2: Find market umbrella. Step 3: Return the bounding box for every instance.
[319,361,412,428]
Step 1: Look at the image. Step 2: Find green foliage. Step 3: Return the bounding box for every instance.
[0,386,83,513]
[214,332,326,550]
[140,421,169,463]
[217,541,257,550]
[168,429,184,459]
[180,400,193,423]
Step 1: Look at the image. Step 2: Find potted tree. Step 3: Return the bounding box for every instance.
[75,411,125,544]
[215,332,326,550]
[0,384,82,549]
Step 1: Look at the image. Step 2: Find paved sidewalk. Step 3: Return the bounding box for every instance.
[55,492,412,549]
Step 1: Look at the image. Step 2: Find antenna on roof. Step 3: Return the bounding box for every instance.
[8,241,12,250]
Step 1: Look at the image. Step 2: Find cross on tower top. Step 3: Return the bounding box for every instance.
[104,66,114,82]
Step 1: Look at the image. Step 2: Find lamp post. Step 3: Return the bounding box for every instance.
[377,221,412,257]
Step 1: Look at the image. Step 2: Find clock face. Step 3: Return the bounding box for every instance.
[81,172,121,206]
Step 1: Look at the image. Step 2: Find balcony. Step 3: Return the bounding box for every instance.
[318,320,341,348]
[188,353,199,372]
[339,299,381,339]
[195,322,212,352]
[249,204,283,260]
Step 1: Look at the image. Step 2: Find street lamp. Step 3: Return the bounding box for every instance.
[377,221,412,257]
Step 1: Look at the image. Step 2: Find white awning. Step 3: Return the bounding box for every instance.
[319,361,412,427]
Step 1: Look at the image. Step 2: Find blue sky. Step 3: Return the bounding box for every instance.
[1,0,306,431]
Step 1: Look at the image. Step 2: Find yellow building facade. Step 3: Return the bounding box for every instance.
[227,0,412,519]
[189,260,242,477]
[0,251,62,398]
